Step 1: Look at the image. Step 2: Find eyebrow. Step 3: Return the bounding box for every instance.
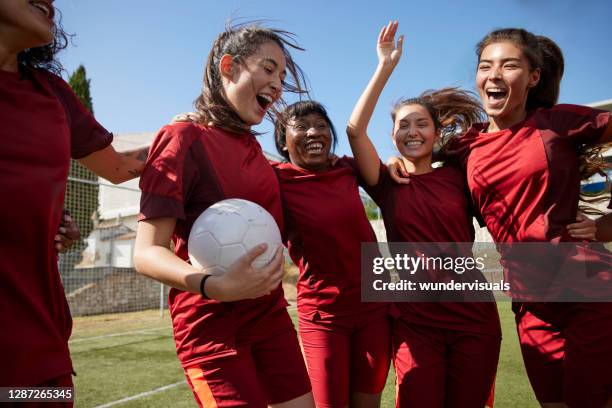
[479,57,522,64]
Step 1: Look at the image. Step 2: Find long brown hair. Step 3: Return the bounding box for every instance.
[392,87,486,161]
[476,28,610,213]
[194,22,308,135]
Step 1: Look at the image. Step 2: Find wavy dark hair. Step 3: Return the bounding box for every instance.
[274,100,338,161]
[391,87,486,162]
[194,21,308,135]
[476,28,610,213]
[17,8,71,75]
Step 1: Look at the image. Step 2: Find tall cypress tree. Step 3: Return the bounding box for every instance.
[62,65,100,279]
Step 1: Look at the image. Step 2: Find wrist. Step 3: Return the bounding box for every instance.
[202,274,224,301]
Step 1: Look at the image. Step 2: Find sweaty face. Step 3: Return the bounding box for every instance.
[0,0,55,51]
[285,112,333,171]
[392,104,437,165]
[222,41,287,127]
[476,41,540,129]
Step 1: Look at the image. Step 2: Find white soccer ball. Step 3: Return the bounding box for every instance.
[188,199,282,275]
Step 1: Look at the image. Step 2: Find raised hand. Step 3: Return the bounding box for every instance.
[377,20,404,68]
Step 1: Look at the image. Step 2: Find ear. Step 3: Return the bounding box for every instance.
[219,54,235,79]
[528,68,541,88]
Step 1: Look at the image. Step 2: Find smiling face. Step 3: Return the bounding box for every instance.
[392,103,438,169]
[0,0,55,51]
[221,41,286,128]
[285,112,333,171]
[476,41,540,130]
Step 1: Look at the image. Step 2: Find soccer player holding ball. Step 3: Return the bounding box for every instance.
[273,101,391,408]
[134,23,314,408]
[347,21,501,407]
[0,0,148,396]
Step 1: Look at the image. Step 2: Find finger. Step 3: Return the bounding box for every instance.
[575,213,586,222]
[385,21,394,41]
[569,227,596,236]
[378,25,386,44]
[241,243,269,266]
[567,222,587,230]
[389,21,398,39]
[397,34,404,53]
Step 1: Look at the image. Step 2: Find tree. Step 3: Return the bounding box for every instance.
[61,65,100,280]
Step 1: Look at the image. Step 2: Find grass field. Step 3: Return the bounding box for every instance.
[70,304,538,407]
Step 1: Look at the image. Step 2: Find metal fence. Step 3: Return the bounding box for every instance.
[59,162,168,317]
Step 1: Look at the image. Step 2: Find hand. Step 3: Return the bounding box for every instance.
[567,213,597,240]
[205,244,285,302]
[377,20,404,68]
[386,156,412,184]
[55,210,81,253]
[171,112,201,124]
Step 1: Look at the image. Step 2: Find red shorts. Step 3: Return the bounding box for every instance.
[4,373,74,408]
[393,319,500,408]
[515,302,612,408]
[185,308,311,407]
[298,308,391,408]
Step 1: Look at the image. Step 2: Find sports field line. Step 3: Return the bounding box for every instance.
[69,327,170,343]
[93,380,186,408]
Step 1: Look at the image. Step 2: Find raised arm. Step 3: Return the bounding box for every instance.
[346,21,404,186]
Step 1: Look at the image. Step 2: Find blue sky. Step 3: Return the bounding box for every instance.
[55,0,612,160]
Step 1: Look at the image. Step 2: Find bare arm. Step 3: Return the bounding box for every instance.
[78,144,149,184]
[346,21,404,186]
[134,217,285,301]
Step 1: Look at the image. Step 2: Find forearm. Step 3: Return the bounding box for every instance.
[595,213,612,242]
[133,245,204,294]
[79,145,149,184]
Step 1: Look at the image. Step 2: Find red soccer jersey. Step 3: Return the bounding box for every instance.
[273,157,386,320]
[455,105,611,299]
[139,123,288,367]
[0,68,112,385]
[366,165,500,335]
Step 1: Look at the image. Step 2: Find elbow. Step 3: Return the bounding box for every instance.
[133,249,149,276]
[346,123,365,141]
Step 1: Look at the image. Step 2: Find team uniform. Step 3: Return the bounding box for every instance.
[0,67,112,400]
[139,122,310,407]
[365,164,501,408]
[273,157,391,408]
[455,104,612,407]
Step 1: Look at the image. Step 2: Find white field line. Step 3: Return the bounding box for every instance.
[93,381,186,408]
[69,327,170,343]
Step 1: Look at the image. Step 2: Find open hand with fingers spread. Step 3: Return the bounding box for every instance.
[377,20,404,69]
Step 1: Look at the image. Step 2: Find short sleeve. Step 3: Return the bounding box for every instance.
[43,72,113,159]
[537,104,611,145]
[139,124,199,221]
[360,162,393,208]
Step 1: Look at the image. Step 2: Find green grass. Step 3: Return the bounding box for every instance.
[70,305,537,407]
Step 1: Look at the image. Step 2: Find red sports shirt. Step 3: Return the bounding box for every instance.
[0,68,112,385]
[139,123,288,367]
[366,165,500,335]
[455,105,611,299]
[274,157,386,320]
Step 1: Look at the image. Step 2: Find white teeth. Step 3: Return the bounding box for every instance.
[404,140,423,147]
[258,94,273,104]
[305,142,323,152]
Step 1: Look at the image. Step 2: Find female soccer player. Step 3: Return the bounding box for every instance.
[458,29,612,408]
[273,101,391,408]
[346,21,501,408]
[133,23,314,407]
[0,0,148,396]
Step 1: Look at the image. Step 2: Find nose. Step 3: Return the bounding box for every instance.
[488,65,502,80]
[306,126,319,136]
[270,76,282,97]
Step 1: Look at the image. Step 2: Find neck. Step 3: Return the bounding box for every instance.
[403,156,433,175]
[0,27,26,73]
[487,108,528,132]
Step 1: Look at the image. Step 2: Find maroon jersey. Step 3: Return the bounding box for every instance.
[273,157,385,319]
[455,105,611,299]
[139,123,288,367]
[366,165,500,335]
[0,68,112,385]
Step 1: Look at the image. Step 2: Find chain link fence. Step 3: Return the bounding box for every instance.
[59,160,168,317]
